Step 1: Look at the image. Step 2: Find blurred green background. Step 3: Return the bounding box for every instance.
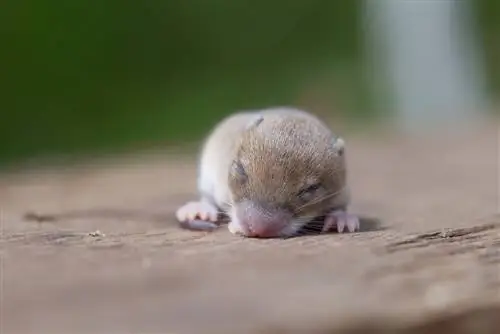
[1,0,499,167]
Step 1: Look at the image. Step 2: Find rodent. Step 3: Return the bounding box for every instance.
[176,106,359,238]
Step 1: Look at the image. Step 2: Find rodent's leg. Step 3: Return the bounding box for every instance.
[176,198,219,222]
[323,210,360,233]
[176,199,220,231]
[176,155,222,230]
[175,200,219,222]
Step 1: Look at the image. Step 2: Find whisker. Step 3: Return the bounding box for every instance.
[303,220,326,227]
[283,214,336,237]
[295,185,346,211]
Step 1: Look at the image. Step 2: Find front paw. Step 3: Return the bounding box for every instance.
[322,210,360,233]
[176,201,219,222]
[227,220,245,235]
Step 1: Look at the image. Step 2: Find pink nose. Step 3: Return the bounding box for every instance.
[235,201,292,238]
[244,220,282,238]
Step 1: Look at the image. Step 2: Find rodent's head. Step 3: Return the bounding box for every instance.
[228,113,347,238]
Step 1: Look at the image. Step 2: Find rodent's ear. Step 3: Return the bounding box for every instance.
[332,137,345,156]
[245,114,264,131]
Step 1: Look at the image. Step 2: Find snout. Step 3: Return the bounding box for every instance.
[232,201,292,238]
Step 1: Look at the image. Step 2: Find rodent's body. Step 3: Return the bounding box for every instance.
[176,107,359,237]
[197,112,258,214]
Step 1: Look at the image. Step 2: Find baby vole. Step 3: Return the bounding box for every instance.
[176,107,359,238]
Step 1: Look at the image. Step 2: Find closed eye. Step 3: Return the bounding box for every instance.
[232,160,248,182]
[297,183,321,201]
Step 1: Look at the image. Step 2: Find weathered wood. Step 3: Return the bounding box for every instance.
[2,116,499,334]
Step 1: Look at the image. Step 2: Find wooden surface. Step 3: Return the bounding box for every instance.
[1,117,499,334]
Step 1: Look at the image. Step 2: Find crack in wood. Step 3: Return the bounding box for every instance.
[384,222,500,253]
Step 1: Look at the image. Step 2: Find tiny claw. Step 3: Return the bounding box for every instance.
[198,212,207,220]
[323,210,360,234]
[322,215,335,233]
[346,215,360,232]
[336,218,346,233]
